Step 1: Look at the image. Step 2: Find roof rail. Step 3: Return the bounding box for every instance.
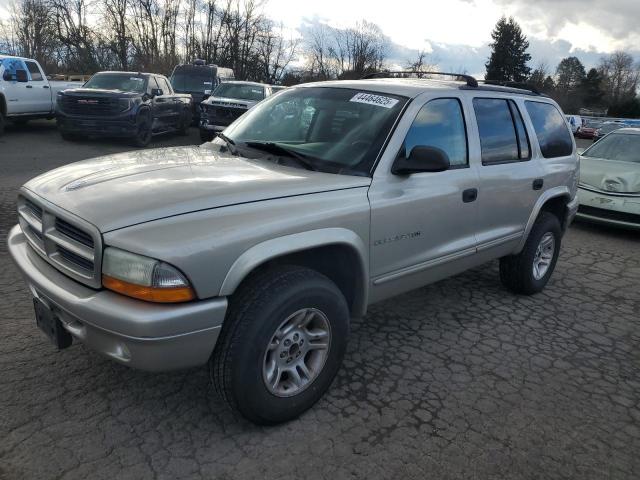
[361,71,478,88]
[479,80,542,95]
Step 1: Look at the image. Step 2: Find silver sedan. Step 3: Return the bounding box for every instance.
[577,128,640,230]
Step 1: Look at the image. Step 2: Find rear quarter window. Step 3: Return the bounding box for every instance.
[525,101,573,158]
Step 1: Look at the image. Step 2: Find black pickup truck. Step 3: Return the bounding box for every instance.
[56,71,192,147]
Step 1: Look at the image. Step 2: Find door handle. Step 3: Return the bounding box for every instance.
[462,188,478,203]
[26,85,33,88]
[532,179,544,190]
[43,85,50,89]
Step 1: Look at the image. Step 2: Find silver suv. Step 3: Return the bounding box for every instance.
[8,73,579,424]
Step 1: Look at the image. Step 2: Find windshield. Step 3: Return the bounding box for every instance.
[222,87,408,176]
[599,123,626,134]
[213,83,265,101]
[583,133,640,163]
[83,73,146,93]
[171,69,214,92]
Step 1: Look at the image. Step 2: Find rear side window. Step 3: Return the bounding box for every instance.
[25,61,43,81]
[473,98,530,165]
[403,98,468,167]
[525,101,573,158]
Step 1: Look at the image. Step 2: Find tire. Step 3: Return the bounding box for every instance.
[178,109,191,136]
[132,111,152,147]
[500,211,562,295]
[200,128,215,142]
[211,265,350,425]
[0,113,5,137]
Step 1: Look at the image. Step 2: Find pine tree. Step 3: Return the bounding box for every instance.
[555,57,586,93]
[485,16,531,82]
[580,68,606,108]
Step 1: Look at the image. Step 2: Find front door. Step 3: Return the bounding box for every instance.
[368,96,480,302]
[1,58,30,114]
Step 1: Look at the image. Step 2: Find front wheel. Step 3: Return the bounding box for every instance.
[500,212,561,295]
[132,112,152,147]
[210,266,350,425]
[178,108,192,136]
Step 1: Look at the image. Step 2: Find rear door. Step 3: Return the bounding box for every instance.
[24,61,52,113]
[468,96,543,251]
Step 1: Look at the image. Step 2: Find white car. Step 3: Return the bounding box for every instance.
[0,55,79,135]
[565,114,583,134]
[577,128,640,229]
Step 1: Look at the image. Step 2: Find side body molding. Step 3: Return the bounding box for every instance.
[515,186,571,253]
[219,228,370,316]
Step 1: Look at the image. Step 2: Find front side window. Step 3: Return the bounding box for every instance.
[223,87,408,176]
[525,101,573,158]
[402,98,468,167]
[83,73,146,93]
[213,83,265,101]
[473,98,530,165]
[25,61,43,81]
[582,133,640,164]
[1,58,27,81]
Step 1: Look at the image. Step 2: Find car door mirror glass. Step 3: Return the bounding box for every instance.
[16,69,28,82]
[392,146,451,175]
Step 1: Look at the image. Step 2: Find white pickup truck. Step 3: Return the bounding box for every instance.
[0,55,79,135]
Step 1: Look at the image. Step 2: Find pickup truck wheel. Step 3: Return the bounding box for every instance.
[210,266,349,425]
[0,113,5,136]
[178,109,191,136]
[499,212,561,295]
[133,112,152,147]
[200,129,215,142]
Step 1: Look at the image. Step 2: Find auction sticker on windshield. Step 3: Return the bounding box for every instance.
[350,92,399,108]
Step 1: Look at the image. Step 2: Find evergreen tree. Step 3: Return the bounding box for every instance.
[485,16,532,82]
[555,57,586,92]
[580,68,606,108]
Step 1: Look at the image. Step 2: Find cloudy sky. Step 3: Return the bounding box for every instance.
[1,0,638,76]
[268,0,640,76]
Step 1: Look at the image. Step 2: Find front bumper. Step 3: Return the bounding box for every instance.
[8,225,228,371]
[57,112,137,138]
[576,187,640,230]
[199,107,245,131]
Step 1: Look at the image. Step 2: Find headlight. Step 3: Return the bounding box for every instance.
[102,247,195,303]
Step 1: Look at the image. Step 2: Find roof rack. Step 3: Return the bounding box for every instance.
[480,80,541,95]
[361,71,478,88]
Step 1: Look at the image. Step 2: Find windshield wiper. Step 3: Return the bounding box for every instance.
[216,132,237,153]
[244,142,318,171]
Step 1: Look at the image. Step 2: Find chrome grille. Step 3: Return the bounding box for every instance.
[17,194,102,288]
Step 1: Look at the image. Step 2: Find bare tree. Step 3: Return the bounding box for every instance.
[599,51,640,105]
[405,50,437,73]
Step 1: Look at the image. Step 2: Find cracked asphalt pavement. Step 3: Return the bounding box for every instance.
[1,123,639,479]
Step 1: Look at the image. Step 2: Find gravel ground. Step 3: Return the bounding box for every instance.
[1,123,638,480]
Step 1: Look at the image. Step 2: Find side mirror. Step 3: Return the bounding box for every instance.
[151,88,163,97]
[16,69,28,82]
[392,146,450,175]
[2,71,13,81]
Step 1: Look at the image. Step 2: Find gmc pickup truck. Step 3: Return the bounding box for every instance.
[0,55,78,135]
[57,71,193,147]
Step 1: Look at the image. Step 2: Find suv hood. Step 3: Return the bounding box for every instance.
[580,156,640,194]
[23,145,371,232]
[202,96,259,109]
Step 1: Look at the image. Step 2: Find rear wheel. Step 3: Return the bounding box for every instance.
[500,212,561,295]
[210,266,350,425]
[132,111,152,147]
